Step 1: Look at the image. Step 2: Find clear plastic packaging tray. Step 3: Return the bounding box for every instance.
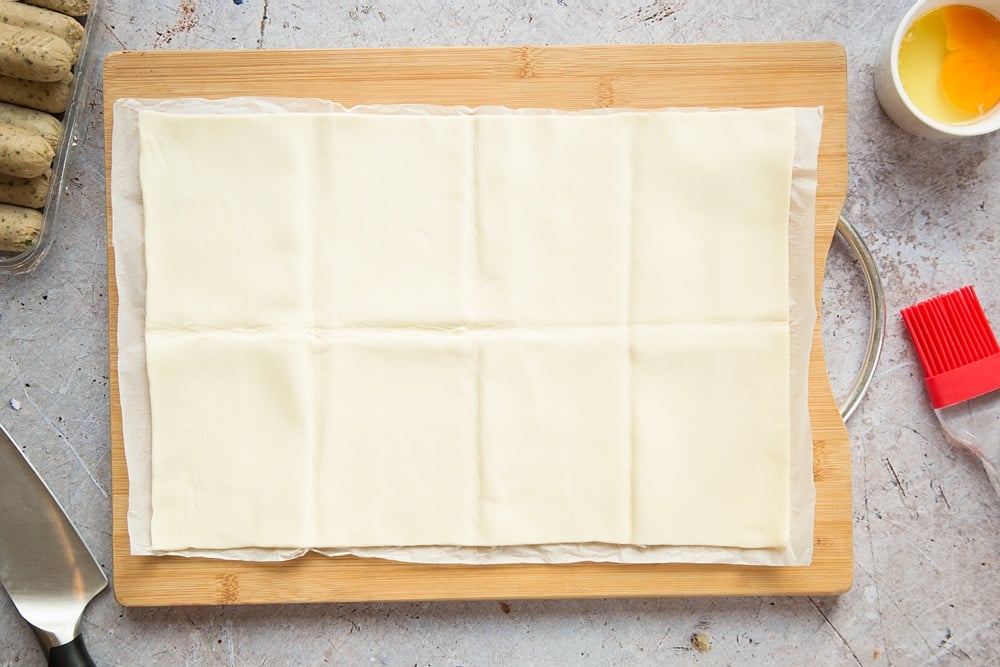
[0,0,104,274]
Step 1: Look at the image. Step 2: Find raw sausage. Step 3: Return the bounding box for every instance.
[0,70,71,112]
[0,202,41,253]
[0,2,84,58]
[0,100,61,151]
[0,23,73,82]
[0,168,50,208]
[0,122,54,178]
[22,0,91,18]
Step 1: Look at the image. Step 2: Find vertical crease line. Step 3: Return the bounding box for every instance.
[470,115,485,544]
[306,115,321,548]
[474,341,485,546]
[626,113,638,545]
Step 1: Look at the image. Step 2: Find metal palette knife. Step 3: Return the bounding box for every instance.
[0,422,107,666]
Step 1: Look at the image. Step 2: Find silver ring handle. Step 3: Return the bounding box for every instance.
[834,214,886,421]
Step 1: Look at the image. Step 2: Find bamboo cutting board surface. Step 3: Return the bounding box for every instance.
[104,43,850,605]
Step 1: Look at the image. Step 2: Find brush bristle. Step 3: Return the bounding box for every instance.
[902,286,999,375]
[902,286,1000,408]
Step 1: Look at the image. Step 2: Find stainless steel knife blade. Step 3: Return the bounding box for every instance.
[0,422,107,666]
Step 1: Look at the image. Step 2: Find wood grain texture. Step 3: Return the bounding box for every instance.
[103,43,850,606]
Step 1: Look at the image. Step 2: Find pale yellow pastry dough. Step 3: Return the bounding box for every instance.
[314,332,479,546]
[138,107,798,552]
[147,332,316,550]
[631,323,790,547]
[313,116,474,327]
[478,329,631,545]
[139,112,313,330]
[473,115,633,325]
[631,110,795,324]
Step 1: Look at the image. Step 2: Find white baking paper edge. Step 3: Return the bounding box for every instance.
[111,97,821,565]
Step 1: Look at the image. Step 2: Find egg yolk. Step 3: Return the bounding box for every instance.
[898,5,1000,124]
[939,6,1000,115]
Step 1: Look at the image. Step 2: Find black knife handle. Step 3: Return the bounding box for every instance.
[48,636,95,667]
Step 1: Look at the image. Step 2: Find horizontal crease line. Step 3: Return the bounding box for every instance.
[144,320,790,337]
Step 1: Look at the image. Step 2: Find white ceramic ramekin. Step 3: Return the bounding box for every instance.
[874,0,1000,137]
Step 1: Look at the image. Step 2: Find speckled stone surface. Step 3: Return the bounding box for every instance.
[1,1,998,665]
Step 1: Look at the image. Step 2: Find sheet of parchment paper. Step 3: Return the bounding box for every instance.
[112,97,821,565]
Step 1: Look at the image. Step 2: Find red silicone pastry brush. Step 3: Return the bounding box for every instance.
[901,286,1000,497]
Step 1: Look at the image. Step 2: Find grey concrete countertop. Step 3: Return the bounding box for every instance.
[2,1,998,665]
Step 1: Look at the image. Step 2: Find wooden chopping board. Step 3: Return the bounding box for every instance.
[104,43,850,605]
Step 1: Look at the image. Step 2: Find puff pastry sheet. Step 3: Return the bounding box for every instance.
[114,100,821,563]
